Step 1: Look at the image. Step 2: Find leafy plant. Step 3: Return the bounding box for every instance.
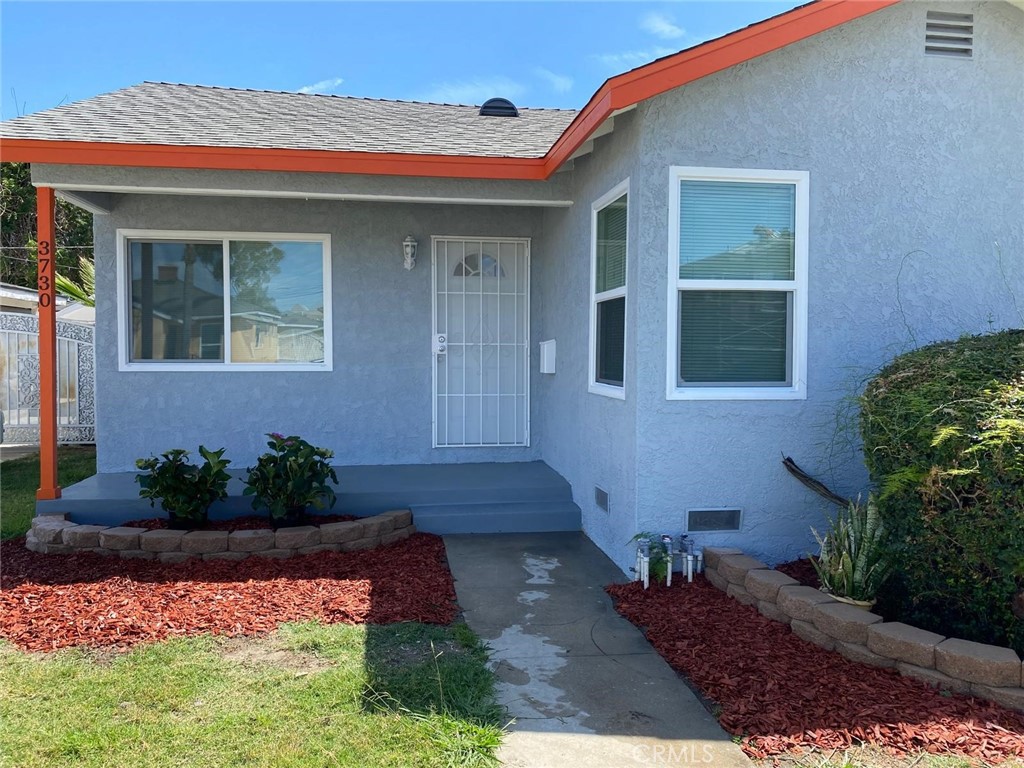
[861,330,1024,651]
[55,256,95,307]
[243,433,338,523]
[135,446,231,528]
[811,494,893,603]
[629,532,672,585]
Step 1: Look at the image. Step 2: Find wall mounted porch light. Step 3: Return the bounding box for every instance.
[402,235,418,270]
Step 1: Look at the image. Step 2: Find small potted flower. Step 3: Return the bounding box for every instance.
[135,447,232,529]
[243,433,338,528]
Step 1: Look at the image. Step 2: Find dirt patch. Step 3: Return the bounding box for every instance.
[607,577,1024,764]
[0,533,457,652]
[218,635,334,674]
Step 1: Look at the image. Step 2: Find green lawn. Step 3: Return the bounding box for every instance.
[0,445,97,539]
[0,621,504,768]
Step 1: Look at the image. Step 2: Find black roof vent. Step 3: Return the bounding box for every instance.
[479,98,519,117]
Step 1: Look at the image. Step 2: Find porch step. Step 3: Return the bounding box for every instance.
[36,460,582,534]
[411,501,582,534]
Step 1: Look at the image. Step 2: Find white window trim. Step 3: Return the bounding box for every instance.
[589,178,630,400]
[116,229,333,372]
[665,166,808,401]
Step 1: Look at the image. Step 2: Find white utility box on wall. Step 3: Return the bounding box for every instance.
[539,340,556,374]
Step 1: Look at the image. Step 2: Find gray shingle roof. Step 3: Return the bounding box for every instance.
[0,82,578,159]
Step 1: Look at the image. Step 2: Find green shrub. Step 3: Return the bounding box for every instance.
[860,330,1024,652]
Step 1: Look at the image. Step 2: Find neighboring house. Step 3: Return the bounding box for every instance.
[2,0,1021,571]
[0,282,68,314]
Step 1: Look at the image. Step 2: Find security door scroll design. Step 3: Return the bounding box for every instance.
[433,238,529,448]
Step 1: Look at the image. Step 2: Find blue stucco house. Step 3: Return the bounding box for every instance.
[3,0,1022,572]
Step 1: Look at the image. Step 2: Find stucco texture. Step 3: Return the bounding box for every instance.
[92,196,545,471]
[47,0,1023,574]
[629,0,1024,566]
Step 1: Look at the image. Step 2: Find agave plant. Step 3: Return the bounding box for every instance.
[811,494,893,604]
[55,257,95,307]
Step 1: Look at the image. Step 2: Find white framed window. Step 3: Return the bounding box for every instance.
[666,167,808,400]
[589,179,629,399]
[116,230,333,371]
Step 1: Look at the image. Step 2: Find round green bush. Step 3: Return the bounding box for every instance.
[861,330,1024,652]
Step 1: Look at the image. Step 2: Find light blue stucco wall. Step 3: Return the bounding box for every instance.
[535,111,643,571]
[46,0,1023,573]
[92,195,547,471]
[627,0,1024,566]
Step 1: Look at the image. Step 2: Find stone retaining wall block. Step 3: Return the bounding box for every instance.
[776,585,835,622]
[139,529,187,552]
[181,531,229,554]
[380,527,414,547]
[275,526,320,549]
[61,525,107,548]
[228,529,276,552]
[718,554,769,585]
[119,550,155,561]
[866,622,945,669]
[745,569,799,602]
[757,600,789,624]
[896,662,971,694]
[319,520,365,544]
[98,527,141,551]
[790,619,836,651]
[935,638,1022,688]
[157,552,193,564]
[379,509,413,528]
[811,602,884,645]
[969,684,1024,713]
[703,547,743,571]
[705,567,729,592]
[834,641,896,669]
[726,583,759,607]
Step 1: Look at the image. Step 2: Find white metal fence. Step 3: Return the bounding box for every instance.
[0,312,95,444]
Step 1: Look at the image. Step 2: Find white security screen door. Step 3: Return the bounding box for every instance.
[433,237,530,447]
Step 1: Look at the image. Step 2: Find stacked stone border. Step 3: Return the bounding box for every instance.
[702,546,1024,714]
[25,510,416,563]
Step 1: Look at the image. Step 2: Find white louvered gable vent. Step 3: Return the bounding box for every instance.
[925,11,974,58]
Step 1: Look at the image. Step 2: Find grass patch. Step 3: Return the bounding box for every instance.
[0,445,96,539]
[0,621,504,768]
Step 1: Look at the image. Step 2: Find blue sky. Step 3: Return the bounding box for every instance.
[1,1,801,120]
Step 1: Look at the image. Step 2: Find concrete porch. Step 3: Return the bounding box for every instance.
[35,460,582,534]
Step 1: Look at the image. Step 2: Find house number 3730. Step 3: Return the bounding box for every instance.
[38,241,52,307]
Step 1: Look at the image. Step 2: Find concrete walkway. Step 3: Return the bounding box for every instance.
[444,533,750,768]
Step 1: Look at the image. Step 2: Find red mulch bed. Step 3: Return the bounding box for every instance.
[122,513,357,532]
[0,533,456,652]
[775,557,821,589]
[607,578,1024,763]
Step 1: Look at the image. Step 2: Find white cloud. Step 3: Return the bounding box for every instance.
[421,77,526,106]
[297,77,344,95]
[640,12,686,40]
[593,47,677,69]
[533,67,573,94]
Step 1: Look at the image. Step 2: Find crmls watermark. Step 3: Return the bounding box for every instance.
[631,744,716,764]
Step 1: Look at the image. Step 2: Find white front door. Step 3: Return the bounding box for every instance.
[432,237,530,447]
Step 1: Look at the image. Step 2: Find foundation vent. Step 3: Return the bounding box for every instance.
[686,508,742,533]
[595,486,610,513]
[925,11,973,58]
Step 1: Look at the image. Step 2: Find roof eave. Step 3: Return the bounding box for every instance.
[2,0,901,182]
[0,138,550,181]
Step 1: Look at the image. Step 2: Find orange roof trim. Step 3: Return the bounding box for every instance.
[1,0,900,181]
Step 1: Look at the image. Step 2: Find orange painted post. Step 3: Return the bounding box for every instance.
[36,186,61,500]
